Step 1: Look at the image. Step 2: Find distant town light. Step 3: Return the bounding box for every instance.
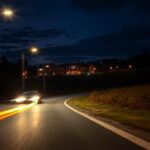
[22,71,28,79]
[116,66,119,69]
[129,65,133,69]
[87,72,90,76]
[39,68,43,71]
[109,66,113,70]
[45,65,49,68]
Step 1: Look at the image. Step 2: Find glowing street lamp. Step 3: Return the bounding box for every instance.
[129,65,133,69]
[116,66,119,69]
[39,68,43,72]
[2,8,14,19]
[38,67,46,95]
[22,46,39,91]
[109,66,113,71]
[30,47,39,54]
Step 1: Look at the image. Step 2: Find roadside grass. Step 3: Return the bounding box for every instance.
[68,85,150,132]
[90,85,150,110]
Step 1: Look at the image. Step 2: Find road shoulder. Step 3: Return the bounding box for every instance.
[64,99,150,150]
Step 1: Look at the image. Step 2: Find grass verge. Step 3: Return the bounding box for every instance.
[68,85,150,133]
[90,85,150,109]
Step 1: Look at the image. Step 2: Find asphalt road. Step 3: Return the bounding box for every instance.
[0,95,145,150]
[0,104,27,111]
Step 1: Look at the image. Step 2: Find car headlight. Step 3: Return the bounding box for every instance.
[16,96,26,103]
[29,96,40,102]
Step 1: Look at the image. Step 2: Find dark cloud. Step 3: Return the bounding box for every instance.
[0,0,67,19]
[72,0,150,13]
[37,25,150,59]
[29,55,52,65]
[29,55,99,64]
[0,27,67,51]
[0,45,20,51]
[2,25,150,63]
[0,0,150,64]
[72,0,130,11]
[80,25,150,44]
[135,1,150,13]
[0,27,65,40]
[77,25,150,55]
[3,24,142,65]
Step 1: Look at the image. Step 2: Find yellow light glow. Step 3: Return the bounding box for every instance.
[2,8,14,18]
[30,47,38,54]
[116,66,119,69]
[39,68,43,71]
[109,66,113,70]
[29,96,40,102]
[45,65,49,68]
[16,96,26,103]
[129,65,133,69]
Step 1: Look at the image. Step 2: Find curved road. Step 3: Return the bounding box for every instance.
[0,95,145,150]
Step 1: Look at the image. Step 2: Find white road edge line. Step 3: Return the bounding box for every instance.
[64,99,150,150]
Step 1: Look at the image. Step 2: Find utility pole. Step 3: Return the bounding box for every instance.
[21,53,25,91]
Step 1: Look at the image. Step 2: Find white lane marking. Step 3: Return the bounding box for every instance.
[64,99,150,150]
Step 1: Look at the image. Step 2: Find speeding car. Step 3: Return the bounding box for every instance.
[15,91,42,103]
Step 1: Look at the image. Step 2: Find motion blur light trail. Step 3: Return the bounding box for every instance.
[0,101,37,121]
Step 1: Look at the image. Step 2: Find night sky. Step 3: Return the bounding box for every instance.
[0,0,150,64]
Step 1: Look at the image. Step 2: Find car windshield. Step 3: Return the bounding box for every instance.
[22,91,39,96]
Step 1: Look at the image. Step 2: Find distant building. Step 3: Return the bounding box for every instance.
[57,64,66,75]
[66,64,82,75]
[37,58,136,77]
[88,64,96,74]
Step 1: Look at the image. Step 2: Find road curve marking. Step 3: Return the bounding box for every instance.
[64,99,150,150]
[0,102,37,121]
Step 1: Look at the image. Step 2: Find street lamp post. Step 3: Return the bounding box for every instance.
[21,53,25,91]
[1,8,40,92]
[38,68,46,95]
[43,69,46,95]
[21,47,39,92]
[42,66,47,95]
